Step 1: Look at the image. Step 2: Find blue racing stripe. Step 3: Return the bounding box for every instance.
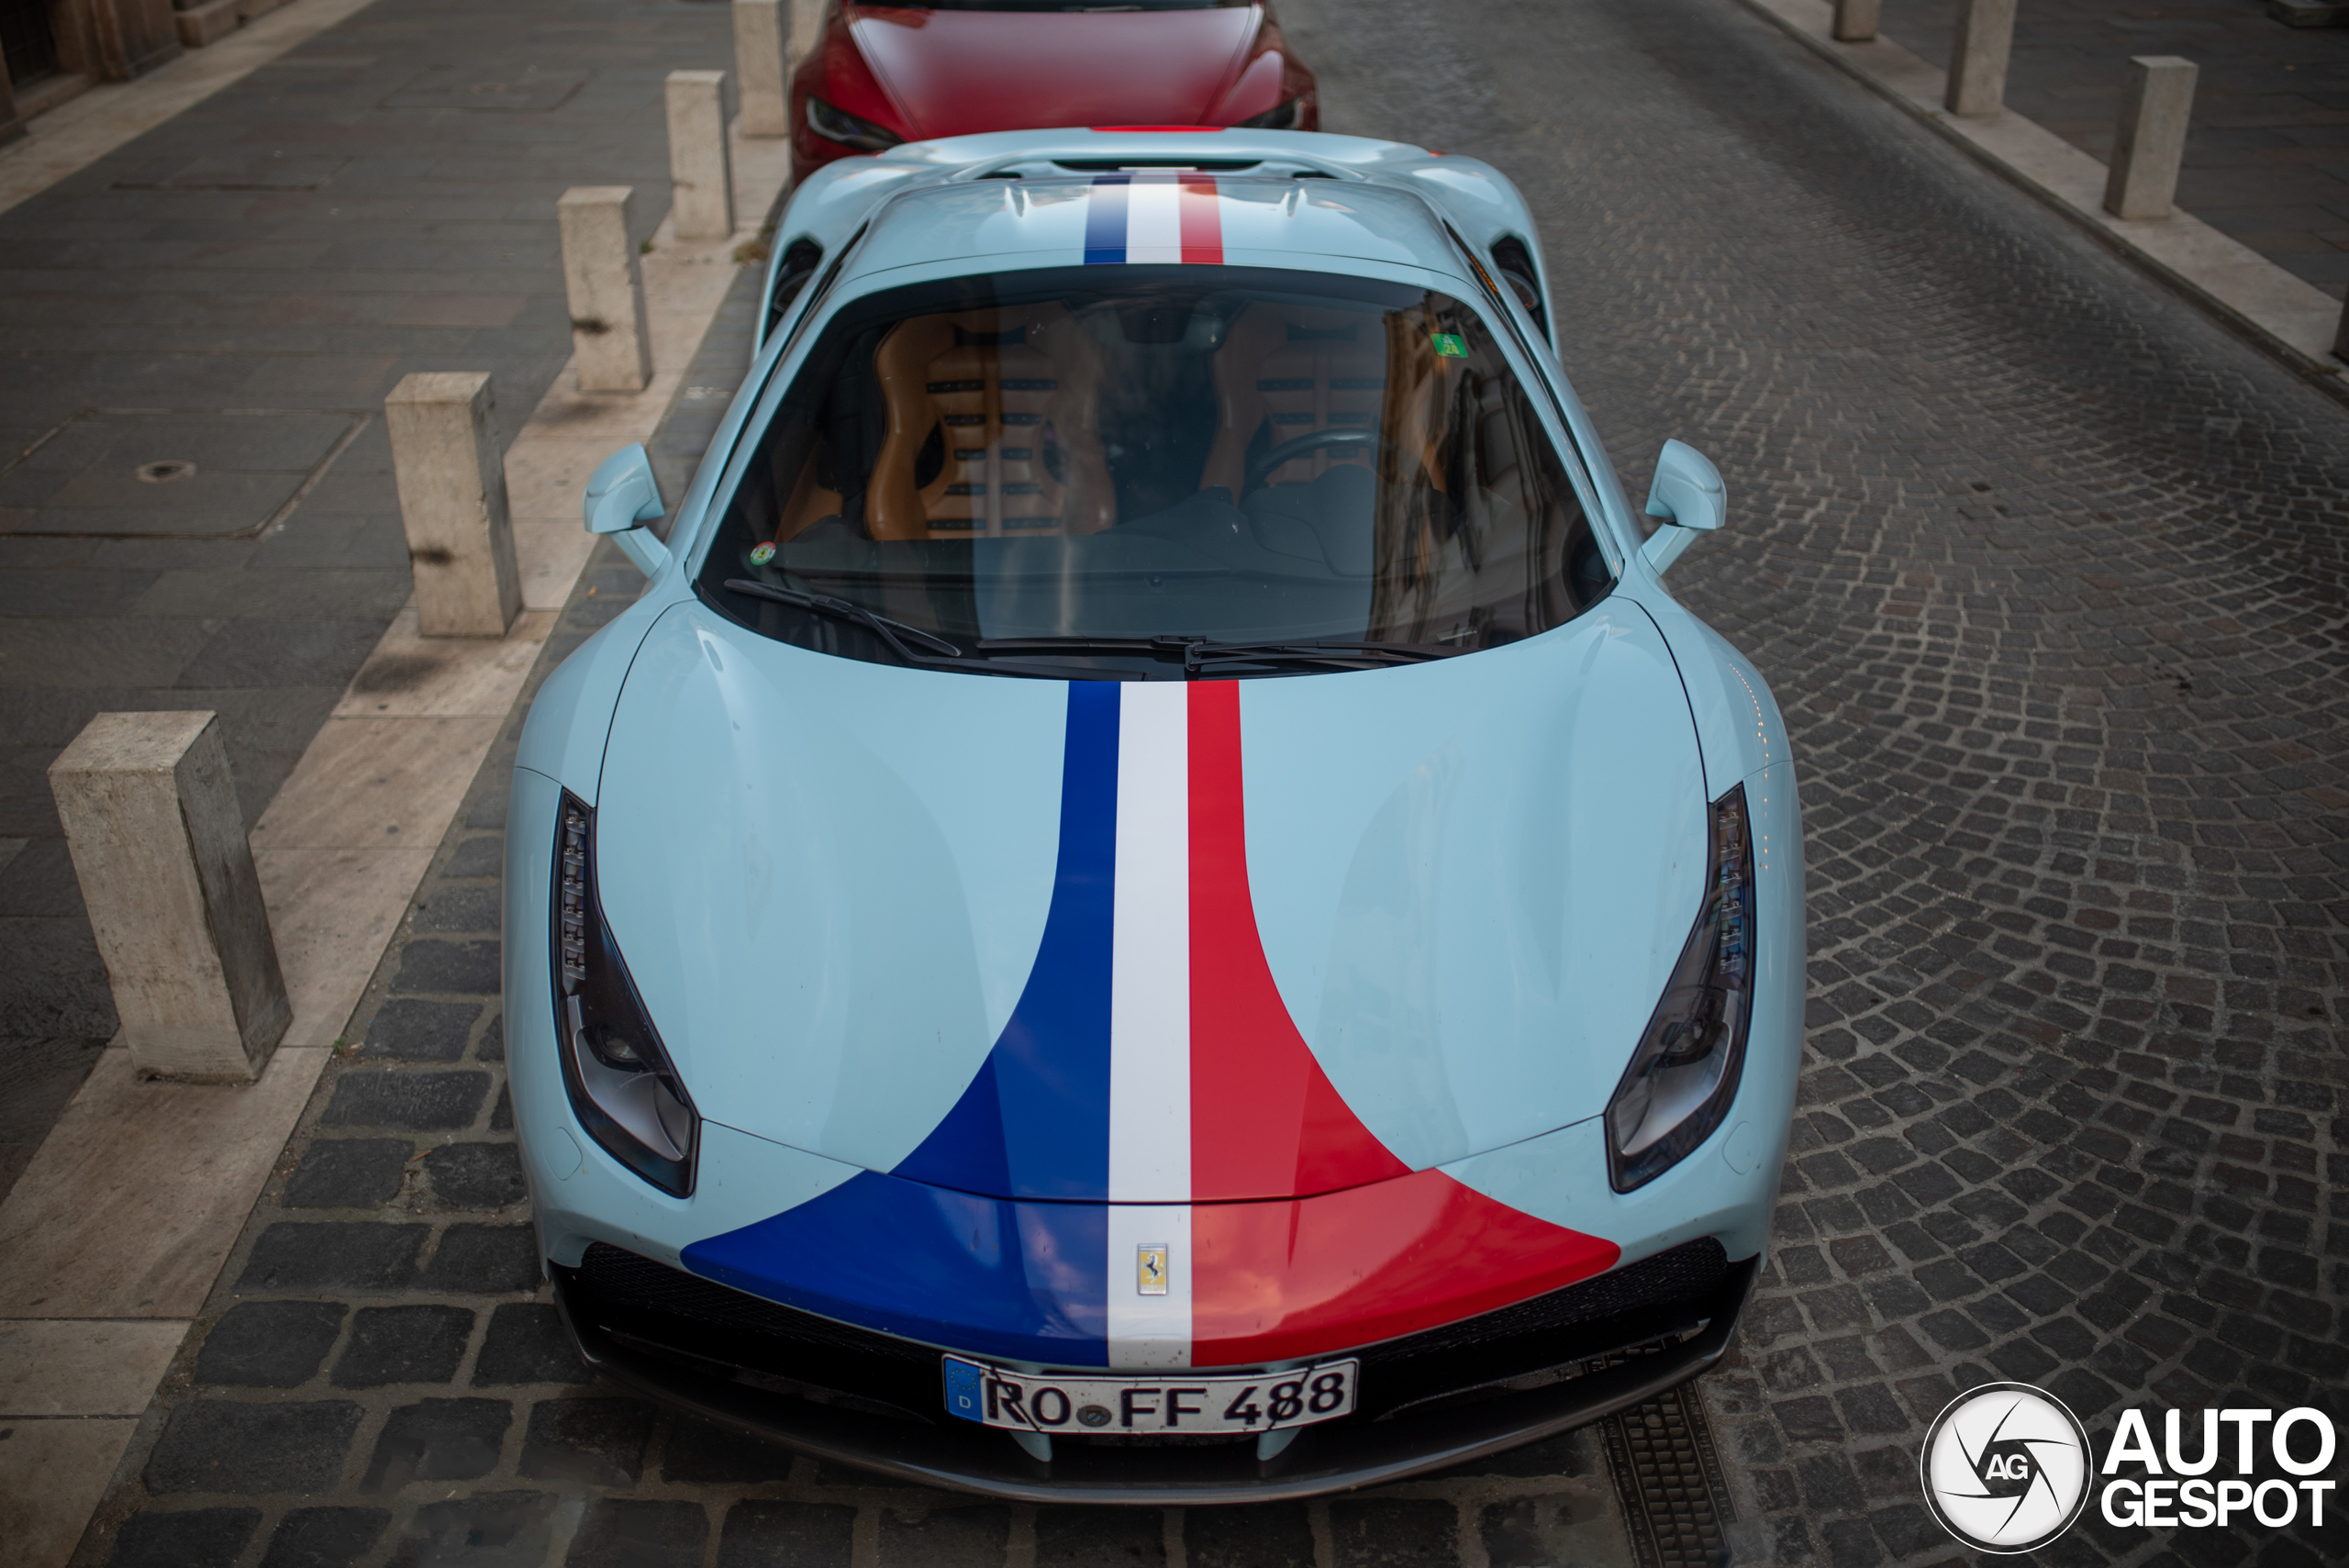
[894,681,1119,1200]
[682,1169,1110,1366]
[680,683,1124,1366]
[1083,174,1130,265]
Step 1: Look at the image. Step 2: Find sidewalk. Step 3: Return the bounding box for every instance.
[0,2,802,1560]
[0,0,743,1185]
[1881,0,2349,298]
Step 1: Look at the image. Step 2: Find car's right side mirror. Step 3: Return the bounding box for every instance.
[1638,439,1726,576]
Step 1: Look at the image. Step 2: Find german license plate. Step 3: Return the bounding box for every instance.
[942,1356,1359,1434]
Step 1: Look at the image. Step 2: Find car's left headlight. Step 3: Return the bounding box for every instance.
[553,791,698,1196]
[1605,783,1755,1192]
[806,95,903,152]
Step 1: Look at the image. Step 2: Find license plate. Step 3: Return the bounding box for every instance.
[942,1356,1359,1434]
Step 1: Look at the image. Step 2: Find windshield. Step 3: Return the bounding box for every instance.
[696,264,1614,678]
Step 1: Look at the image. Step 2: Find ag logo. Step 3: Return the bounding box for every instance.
[1920,1382,2092,1552]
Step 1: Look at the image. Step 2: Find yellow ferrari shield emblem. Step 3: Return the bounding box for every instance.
[1137,1243,1169,1296]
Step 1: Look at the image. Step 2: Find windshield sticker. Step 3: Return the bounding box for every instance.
[1085,173,1224,267]
[1431,333,1467,358]
[747,541,776,565]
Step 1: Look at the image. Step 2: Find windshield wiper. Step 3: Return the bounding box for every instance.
[974,635,1204,658]
[726,580,963,659]
[1183,639,1467,673]
[972,634,1467,675]
[722,581,1130,681]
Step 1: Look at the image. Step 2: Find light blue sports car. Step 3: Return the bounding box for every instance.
[505,127,1803,1500]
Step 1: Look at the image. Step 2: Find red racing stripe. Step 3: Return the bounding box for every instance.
[1184,679,1622,1366]
[1187,681,1407,1201]
[1178,177,1223,265]
[1189,1170,1621,1366]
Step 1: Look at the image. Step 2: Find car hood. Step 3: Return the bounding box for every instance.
[596,598,1709,1202]
[848,6,1259,139]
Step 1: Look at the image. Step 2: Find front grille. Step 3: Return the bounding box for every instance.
[563,1237,1734,1432]
[564,1244,941,1422]
[1355,1239,1731,1418]
[576,1244,932,1363]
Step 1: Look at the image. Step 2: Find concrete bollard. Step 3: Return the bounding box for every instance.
[667,70,736,240]
[559,186,654,394]
[1946,0,2018,117]
[2103,56,2199,220]
[385,373,522,637]
[1832,0,1880,43]
[733,0,792,138]
[50,712,290,1083]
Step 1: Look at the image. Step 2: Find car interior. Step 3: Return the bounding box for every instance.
[706,268,1612,662]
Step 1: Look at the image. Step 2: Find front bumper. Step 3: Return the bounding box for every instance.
[551,1240,1754,1503]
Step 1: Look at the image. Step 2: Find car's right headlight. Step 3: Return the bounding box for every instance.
[805,95,903,152]
[1235,96,1302,130]
[1605,783,1755,1192]
[553,791,697,1196]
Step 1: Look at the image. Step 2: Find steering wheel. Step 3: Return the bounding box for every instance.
[1244,428,1380,495]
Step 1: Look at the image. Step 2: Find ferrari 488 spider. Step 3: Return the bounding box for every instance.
[509,127,1801,1500]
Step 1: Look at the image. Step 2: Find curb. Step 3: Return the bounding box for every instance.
[1731,0,2349,397]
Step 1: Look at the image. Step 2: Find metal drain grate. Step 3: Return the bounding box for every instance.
[1603,1376,1736,1568]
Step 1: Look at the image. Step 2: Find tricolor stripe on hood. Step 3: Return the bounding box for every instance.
[684,683,1618,1369]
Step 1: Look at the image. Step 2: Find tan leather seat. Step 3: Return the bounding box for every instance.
[1199,304,1387,496]
[867,306,1116,541]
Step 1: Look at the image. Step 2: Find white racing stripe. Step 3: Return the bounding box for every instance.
[1125,173,1185,264]
[1108,681,1191,1366]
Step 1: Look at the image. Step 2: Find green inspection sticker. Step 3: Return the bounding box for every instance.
[748,542,776,565]
[1430,333,1467,358]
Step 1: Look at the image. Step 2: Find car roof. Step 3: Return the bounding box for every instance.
[841,172,1472,284]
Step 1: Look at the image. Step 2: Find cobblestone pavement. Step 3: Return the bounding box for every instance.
[0,0,733,1144]
[1877,0,2349,295]
[69,0,2349,1562]
[1290,0,2348,1560]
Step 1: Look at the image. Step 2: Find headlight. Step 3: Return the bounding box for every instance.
[1605,783,1755,1192]
[554,791,697,1196]
[1235,97,1302,130]
[805,95,903,152]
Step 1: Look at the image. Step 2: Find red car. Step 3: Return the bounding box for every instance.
[788,0,1319,184]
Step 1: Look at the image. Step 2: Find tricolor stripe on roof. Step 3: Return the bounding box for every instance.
[1084,172,1225,266]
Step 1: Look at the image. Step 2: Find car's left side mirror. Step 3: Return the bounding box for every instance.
[1638,439,1726,576]
[584,443,670,578]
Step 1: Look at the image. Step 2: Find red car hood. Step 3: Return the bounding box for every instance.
[848,6,1259,139]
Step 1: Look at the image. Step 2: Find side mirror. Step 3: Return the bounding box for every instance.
[1638,439,1726,576]
[584,443,670,578]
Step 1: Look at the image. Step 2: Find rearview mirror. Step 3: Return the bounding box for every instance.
[1638,439,1725,576]
[584,443,670,578]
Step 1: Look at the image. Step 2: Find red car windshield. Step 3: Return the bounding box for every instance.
[852,2,1243,10]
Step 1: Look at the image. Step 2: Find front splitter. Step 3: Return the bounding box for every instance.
[552,1259,1756,1504]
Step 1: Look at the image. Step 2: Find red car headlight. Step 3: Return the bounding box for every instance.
[1234,97,1302,131]
[807,95,904,152]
